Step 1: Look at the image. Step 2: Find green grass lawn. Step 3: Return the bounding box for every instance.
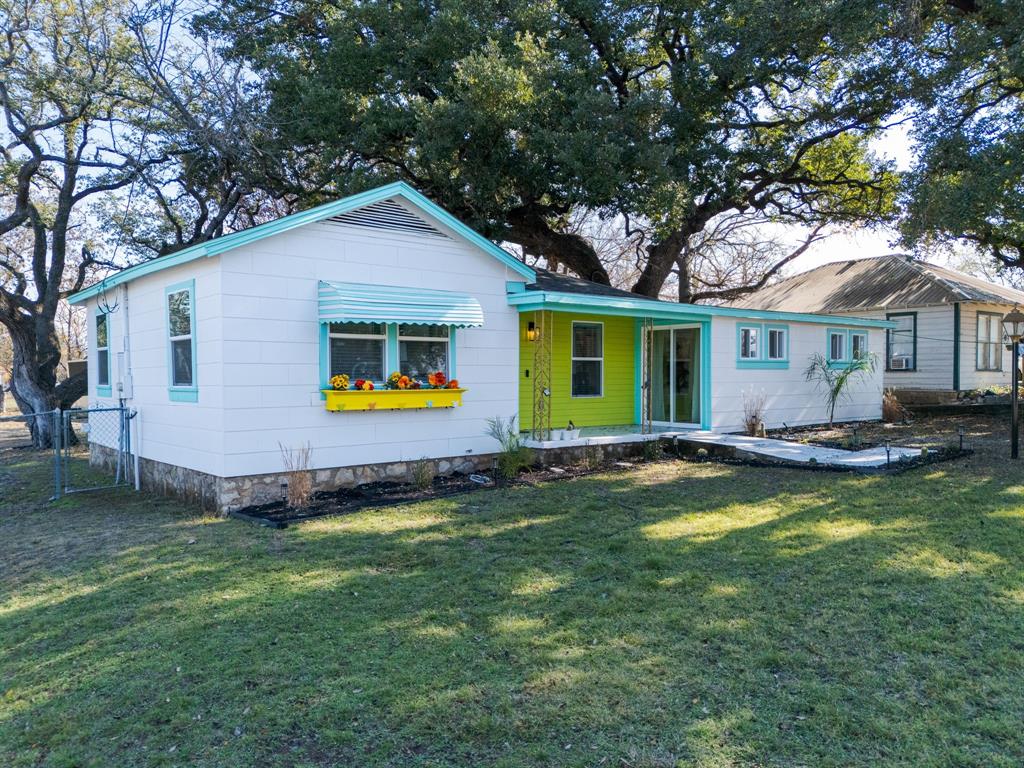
[2,443,1023,767]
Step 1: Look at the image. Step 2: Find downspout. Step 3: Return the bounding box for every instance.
[953,302,961,392]
[121,283,141,490]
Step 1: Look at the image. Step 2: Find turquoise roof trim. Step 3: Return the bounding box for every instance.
[319,281,484,327]
[507,290,896,329]
[69,182,535,305]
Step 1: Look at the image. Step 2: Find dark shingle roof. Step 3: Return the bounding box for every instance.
[526,268,640,299]
[730,254,1024,313]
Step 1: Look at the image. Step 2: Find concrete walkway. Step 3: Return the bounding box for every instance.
[677,432,921,469]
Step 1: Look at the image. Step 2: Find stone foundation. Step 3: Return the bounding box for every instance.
[90,439,661,514]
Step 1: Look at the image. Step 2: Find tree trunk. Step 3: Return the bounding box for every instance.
[7,320,59,449]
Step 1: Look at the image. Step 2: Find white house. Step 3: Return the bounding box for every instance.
[71,183,890,511]
[732,254,1024,398]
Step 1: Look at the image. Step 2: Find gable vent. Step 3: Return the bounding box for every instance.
[327,198,450,239]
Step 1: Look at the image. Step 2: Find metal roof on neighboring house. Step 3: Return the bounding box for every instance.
[730,254,1024,313]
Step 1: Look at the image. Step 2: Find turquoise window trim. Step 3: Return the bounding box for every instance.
[320,321,458,395]
[700,319,712,429]
[736,321,790,369]
[386,324,400,375]
[165,279,198,402]
[318,322,330,398]
[736,323,763,364]
[850,330,869,361]
[449,327,458,381]
[826,326,850,366]
[764,323,790,364]
[633,319,644,424]
[94,306,112,396]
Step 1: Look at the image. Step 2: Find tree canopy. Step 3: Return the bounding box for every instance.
[195,0,904,297]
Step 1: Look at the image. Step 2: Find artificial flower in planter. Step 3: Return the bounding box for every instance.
[330,373,350,391]
[353,379,374,391]
[427,371,447,388]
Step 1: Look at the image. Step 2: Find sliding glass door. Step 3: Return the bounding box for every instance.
[650,327,701,426]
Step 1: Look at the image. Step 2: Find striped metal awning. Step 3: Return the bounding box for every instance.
[318,280,485,327]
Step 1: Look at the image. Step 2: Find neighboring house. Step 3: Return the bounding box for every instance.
[732,254,1024,397]
[70,182,890,511]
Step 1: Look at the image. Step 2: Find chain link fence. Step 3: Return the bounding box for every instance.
[0,411,46,450]
[53,406,136,498]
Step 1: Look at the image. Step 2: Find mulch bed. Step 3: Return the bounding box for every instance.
[230,458,655,528]
[766,421,887,451]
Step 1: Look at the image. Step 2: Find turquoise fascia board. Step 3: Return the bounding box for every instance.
[507,290,895,328]
[69,182,535,304]
[165,279,198,402]
[506,281,527,294]
[318,280,485,326]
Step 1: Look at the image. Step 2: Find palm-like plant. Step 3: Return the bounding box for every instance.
[804,353,877,426]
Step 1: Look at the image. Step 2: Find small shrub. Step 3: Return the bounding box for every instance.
[808,457,818,465]
[410,457,435,490]
[695,447,709,461]
[743,389,768,436]
[920,446,929,458]
[278,442,313,508]
[485,415,534,481]
[882,389,908,423]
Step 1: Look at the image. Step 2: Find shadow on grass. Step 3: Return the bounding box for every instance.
[1,449,1023,767]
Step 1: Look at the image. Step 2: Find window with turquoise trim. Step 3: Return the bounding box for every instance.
[323,322,456,386]
[167,289,194,386]
[767,327,787,360]
[828,331,847,362]
[399,324,450,378]
[851,331,868,360]
[95,312,110,387]
[739,326,760,359]
[329,322,386,381]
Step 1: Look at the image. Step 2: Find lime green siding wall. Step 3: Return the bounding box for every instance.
[518,312,636,430]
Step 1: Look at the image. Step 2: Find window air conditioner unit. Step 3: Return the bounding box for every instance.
[890,357,910,370]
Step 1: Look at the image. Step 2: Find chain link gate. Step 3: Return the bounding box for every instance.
[53,406,137,498]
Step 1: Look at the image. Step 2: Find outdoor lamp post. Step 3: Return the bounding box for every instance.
[1001,306,1024,458]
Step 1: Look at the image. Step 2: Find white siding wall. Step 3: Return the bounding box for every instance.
[215,211,522,477]
[86,258,226,475]
[709,317,884,432]
[960,302,1014,390]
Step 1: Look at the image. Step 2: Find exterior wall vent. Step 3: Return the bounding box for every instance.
[327,198,450,239]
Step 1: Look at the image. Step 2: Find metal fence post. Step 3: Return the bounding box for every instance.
[51,409,62,500]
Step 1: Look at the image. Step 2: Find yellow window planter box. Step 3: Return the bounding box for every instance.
[322,388,466,412]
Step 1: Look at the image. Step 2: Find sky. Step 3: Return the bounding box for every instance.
[787,121,913,273]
